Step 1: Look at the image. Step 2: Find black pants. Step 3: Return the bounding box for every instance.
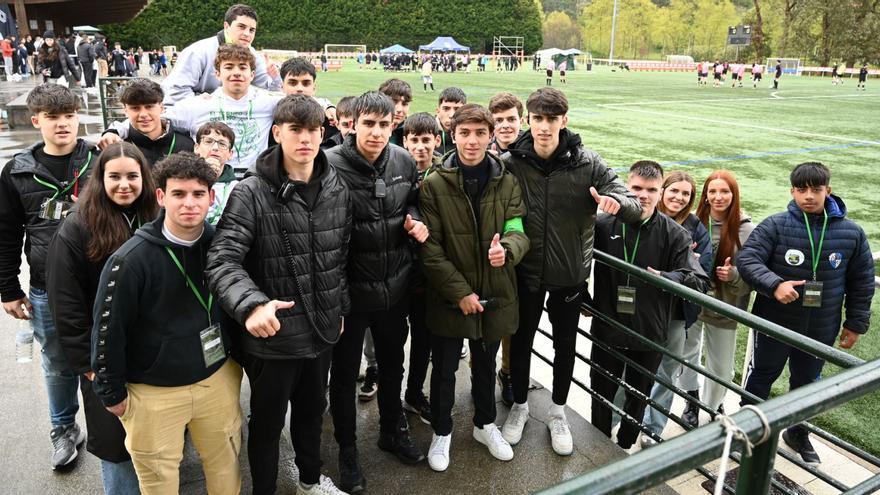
[510,284,582,405]
[743,330,830,404]
[430,335,500,436]
[80,63,95,87]
[80,375,130,463]
[244,352,331,493]
[330,297,410,446]
[590,344,662,449]
[405,291,431,397]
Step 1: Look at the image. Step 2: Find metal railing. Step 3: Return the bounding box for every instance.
[98,77,135,129]
[535,249,879,495]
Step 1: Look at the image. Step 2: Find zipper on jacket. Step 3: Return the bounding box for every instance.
[542,174,550,282]
[460,173,486,341]
[379,175,389,309]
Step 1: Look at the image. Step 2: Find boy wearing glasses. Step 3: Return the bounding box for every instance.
[193,121,238,225]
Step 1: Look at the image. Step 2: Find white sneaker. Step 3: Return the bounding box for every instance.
[473,424,514,461]
[501,402,529,445]
[428,433,451,472]
[460,343,469,359]
[639,433,658,449]
[548,413,574,456]
[297,475,348,495]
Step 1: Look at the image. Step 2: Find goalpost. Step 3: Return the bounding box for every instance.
[766,57,802,76]
[324,44,367,58]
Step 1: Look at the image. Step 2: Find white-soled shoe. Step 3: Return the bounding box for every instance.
[548,412,574,456]
[501,402,529,445]
[428,433,451,472]
[297,475,348,495]
[473,424,514,461]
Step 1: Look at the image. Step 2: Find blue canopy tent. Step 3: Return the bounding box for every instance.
[418,36,470,52]
[380,44,414,54]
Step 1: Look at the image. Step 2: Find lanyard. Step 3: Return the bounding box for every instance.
[621,218,650,264]
[803,209,828,280]
[166,133,176,158]
[33,151,92,201]
[218,98,253,160]
[164,246,213,325]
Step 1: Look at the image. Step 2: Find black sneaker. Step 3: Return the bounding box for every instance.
[783,426,821,464]
[377,417,425,464]
[358,366,378,402]
[403,391,433,425]
[338,446,366,493]
[50,423,85,470]
[680,390,700,429]
[497,370,514,408]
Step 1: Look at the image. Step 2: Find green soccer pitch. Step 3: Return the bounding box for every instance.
[316,62,880,454]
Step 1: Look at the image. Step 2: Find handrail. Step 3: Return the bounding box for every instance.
[592,250,864,368]
[537,357,880,495]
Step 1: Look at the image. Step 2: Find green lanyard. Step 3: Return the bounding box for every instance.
[803,209,828,280]
[33,151,92,201]
[166,133,176,157]
[621,218,650,264]
[164,246,213,325]
[218,98,254,160]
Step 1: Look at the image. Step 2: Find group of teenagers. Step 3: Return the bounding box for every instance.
[3,3,875,495]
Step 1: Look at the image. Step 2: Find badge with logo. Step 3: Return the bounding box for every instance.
[785,249,805,266]
[828,252,843,269]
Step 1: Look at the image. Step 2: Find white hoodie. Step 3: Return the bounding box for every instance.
[161,31,281,105]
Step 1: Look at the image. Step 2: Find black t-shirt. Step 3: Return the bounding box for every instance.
[458,155,490,221]
[293,156,325,209]
[34,148,73,183]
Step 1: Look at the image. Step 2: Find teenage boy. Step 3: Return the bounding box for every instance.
[487,91,527,404]
[400,112,443,424]
[500,87,642,456]
[0,84,98,470]
[92,153,242,494]
[738,162,874,464]
[117,78,195,166]
[324,96,355,149]
[773,60,783,89]
[419,104,530,471]
[435,87,467,155]
[207,94,351,495]
[277,57,340,146]
[589,161,708,450]
[103,44,280,178]
[162,3,281,104]
[378,78,412,146]
[857,64,868,91]
[421,57,435,92]
[325,91,429,491]
[193,121,238,225]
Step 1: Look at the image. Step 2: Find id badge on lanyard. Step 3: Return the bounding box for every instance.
[802,210,828,309]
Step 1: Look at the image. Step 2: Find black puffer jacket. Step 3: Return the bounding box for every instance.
[0,140,97,301]
[207,145,352,360]
[503,129,642,291]
[325,135,421,312]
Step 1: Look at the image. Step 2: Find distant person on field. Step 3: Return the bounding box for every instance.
[773,59,783,89]
[751,61,763,88]
[857,63,868,91]
[161,3,281,105]
[738,162,874,465]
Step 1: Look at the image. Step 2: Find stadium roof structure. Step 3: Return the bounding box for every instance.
[9,0,149,37]
[419,36,470,52]
[380,44,414,54]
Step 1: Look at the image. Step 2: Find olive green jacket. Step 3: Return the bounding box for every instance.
[418,152,529,342]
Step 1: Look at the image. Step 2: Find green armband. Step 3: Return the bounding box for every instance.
[503,217,524,234]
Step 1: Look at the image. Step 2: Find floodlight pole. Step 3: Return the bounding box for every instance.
[609,0,619,65]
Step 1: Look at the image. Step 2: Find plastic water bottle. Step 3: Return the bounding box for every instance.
[15,318,34,363]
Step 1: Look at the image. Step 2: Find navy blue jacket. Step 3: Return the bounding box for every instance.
[680,214,714,328]
[737,195,874,342]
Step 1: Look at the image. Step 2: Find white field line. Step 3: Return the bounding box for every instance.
[598,92,880,108]
[600,106,880,144]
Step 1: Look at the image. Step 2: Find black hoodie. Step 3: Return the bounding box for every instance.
[91,212,231,408]
[502,129,642,291]
[125,121,195,167]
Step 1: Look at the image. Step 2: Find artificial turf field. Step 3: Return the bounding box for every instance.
[316,62,880,454]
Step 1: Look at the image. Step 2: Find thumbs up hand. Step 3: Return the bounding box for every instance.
[488,233,506,267]
[590,187,621,215]
[404,214,429,243]
[716,256,734,282]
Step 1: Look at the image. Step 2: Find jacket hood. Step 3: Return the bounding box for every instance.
[786,194,846,219]
[508,128,583,167]
[252,143,332,189]
[126,120,177,149]
[136,209,215,249]
[217,163,237,183]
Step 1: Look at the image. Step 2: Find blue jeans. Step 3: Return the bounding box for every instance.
[101,459,141,495]
[30,287,80,427]
[642,320,702,436]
